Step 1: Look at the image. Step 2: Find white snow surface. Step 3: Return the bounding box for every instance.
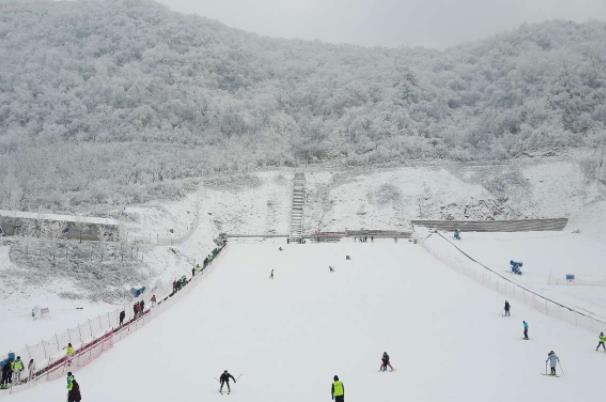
[6,240,604,402]
[449,230,606,321]
[1,158,603,376]
[0,245,115,352]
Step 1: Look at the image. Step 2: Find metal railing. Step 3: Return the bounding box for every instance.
[2,241,228,395]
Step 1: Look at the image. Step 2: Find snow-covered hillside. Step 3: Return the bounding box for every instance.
[305,157,599,231]
[6,240,604,402]
[2,1,606,212]
[1,158,603,358]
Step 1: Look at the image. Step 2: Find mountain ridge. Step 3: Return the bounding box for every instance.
[0,0,605,210]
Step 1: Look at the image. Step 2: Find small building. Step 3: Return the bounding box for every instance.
[0,209,121,241]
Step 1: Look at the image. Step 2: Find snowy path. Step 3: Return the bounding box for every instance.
[6,240,604,402]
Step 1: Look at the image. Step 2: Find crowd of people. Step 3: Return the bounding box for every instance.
[0,355,35,389]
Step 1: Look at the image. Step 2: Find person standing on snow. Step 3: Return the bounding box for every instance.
[379,352,394,372]
[11,356,24,384]
[66,343,75,366]
[27,358,35,383]
[331,375,345,402]
[0,357,12,388]
[504,300,511,317]
[219,370,236,394]
[67,372,81,402]
[596,332,606,352]
[545,351,560,376]
[522,321,529,340]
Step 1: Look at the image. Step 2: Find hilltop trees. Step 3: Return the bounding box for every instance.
[0,1,605,210]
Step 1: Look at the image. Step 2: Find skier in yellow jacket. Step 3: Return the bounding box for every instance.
[331,375,344,402]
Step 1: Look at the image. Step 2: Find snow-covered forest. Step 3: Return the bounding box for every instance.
[1,0,605,211]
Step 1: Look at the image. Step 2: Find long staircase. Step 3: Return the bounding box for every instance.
[289,172,306,240]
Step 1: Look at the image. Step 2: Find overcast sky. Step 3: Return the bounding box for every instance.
[155,0,606,49]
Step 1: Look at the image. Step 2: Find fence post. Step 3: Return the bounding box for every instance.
[54,333,61,352]
[88,319,94,339]
[78,325,84,344]
[41,340,47,360]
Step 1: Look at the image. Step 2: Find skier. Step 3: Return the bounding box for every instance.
[66,343,75,366]
[379,352,394,372]
[522,321,529,340]
[331,375,345,402]
[545,351,560,376]
[269,269,274,279]
[596,332,606,352]
[119,310,126,326]
[151,294,157,307]
[453,229,461,240]
[67,372,81,402]
[329,265,335,272]
[11,356,24,384]
[504,300,511,317]
[27,358,35,383]
[219,370,236,394]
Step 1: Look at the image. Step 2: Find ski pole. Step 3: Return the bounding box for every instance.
[558,362,565,376]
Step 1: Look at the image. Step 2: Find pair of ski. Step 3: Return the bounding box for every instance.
[216,374,243,395]
[542,364,564,378]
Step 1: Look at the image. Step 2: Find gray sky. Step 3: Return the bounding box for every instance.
[156,0,606,49]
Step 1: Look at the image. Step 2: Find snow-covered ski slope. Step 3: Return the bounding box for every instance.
[7,240,604,402]
[445,231,606,322]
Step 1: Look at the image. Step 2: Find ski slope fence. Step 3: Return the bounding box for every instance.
[411,218,568,232]
[421,232,606,333]
[3,241,228,395]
